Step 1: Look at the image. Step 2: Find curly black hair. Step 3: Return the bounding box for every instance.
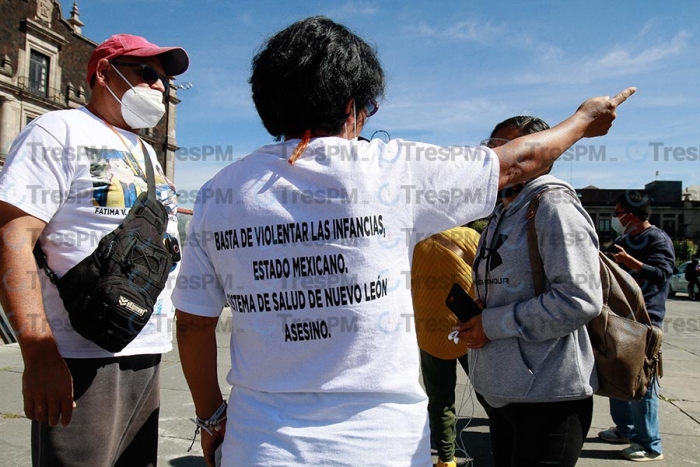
[489,115,550,139]
[250,16,385,140]
[490,116,553,175]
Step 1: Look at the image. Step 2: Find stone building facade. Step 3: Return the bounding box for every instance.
[578,180,700,246]
[0,0,182,179]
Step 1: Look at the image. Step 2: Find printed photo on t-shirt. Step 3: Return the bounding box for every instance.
[87,148,147,208]
[154,162,178,220]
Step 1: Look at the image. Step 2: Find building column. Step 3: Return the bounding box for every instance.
[163,87,180,182]
[0,95,17,164]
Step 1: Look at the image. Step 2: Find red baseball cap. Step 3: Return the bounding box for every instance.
[87,34,189,84]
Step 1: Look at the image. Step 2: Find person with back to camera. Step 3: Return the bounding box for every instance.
[412,225,480,467]
[0,34,188,465]
[172,15,635,467]
[457,116,603,467]
[597,191,674,462]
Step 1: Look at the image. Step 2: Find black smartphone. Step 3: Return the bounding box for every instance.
[445,283,482,322]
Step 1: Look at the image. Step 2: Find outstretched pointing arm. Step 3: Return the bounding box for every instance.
[494,87,636,190]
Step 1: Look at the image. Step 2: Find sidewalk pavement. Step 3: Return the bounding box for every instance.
[0,297,698,466]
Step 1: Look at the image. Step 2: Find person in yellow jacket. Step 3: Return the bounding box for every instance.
[412,226,480,467]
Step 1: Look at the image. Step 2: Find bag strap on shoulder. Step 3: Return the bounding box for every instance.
[138,139,158,205]
[431,232,471,265]
[526,186,577,296]
[33,138,160,281]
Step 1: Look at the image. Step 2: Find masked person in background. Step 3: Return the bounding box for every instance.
[458,116,603,467]
[598,191,674,462]
[0,34,188,466]
[173,16,634,467]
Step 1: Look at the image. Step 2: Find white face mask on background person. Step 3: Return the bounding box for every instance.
[106,65,166,129]
[611,214,628,235]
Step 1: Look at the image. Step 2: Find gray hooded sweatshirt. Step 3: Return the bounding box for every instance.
[470,175,602,407]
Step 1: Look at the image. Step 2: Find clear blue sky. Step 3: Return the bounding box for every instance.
[62,0,700,206]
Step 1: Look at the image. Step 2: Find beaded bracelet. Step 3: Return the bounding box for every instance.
[188,400,228,452]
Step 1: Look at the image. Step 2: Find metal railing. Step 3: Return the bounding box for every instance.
[0,306,17,345]
[16,76,65,104]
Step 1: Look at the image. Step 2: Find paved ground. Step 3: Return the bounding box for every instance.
[0,296,698,466]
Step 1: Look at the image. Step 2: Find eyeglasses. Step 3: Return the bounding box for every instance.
[365,99,379,117]
[479,137,510,149]
[111,61,169,93]
[612,211,630,218]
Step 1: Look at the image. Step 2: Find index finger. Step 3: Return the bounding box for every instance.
[59,398,75,427]
[610,87,637,107]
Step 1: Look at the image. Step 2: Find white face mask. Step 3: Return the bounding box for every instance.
[611,215,627,235]
[106,65,166,129]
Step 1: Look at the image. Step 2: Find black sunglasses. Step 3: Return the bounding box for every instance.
[365,99,379,117]
[111,61,169,93]
[612,211,630,218]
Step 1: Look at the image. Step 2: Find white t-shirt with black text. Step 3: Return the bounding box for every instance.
[173,137,499,466]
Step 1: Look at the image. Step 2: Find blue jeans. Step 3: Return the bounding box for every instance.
[609,380,662,455]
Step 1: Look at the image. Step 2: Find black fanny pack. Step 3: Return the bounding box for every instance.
[35,146,176,352]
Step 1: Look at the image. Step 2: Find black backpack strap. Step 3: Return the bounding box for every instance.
[134,139,168,234]
[138,138,158,204]
[33,243,59,284]
[34,139,161,282]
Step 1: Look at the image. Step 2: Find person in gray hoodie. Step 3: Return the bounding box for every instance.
[457,116,603,467]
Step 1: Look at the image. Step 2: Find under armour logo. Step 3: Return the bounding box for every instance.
[480,233,508,271]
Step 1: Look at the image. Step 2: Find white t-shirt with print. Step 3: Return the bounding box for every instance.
[0,107,179,358]
[173,137,499,466]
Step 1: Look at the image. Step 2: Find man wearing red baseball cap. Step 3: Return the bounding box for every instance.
[0,34,188,466]
[86,33,189,130]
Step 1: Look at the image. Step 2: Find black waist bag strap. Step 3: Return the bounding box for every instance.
[35,143,171,352]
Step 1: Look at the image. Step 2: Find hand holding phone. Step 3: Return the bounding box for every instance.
[445,283,482,323]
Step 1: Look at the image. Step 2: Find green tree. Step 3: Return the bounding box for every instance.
[467,218,489,234]
[673,239,698,265]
